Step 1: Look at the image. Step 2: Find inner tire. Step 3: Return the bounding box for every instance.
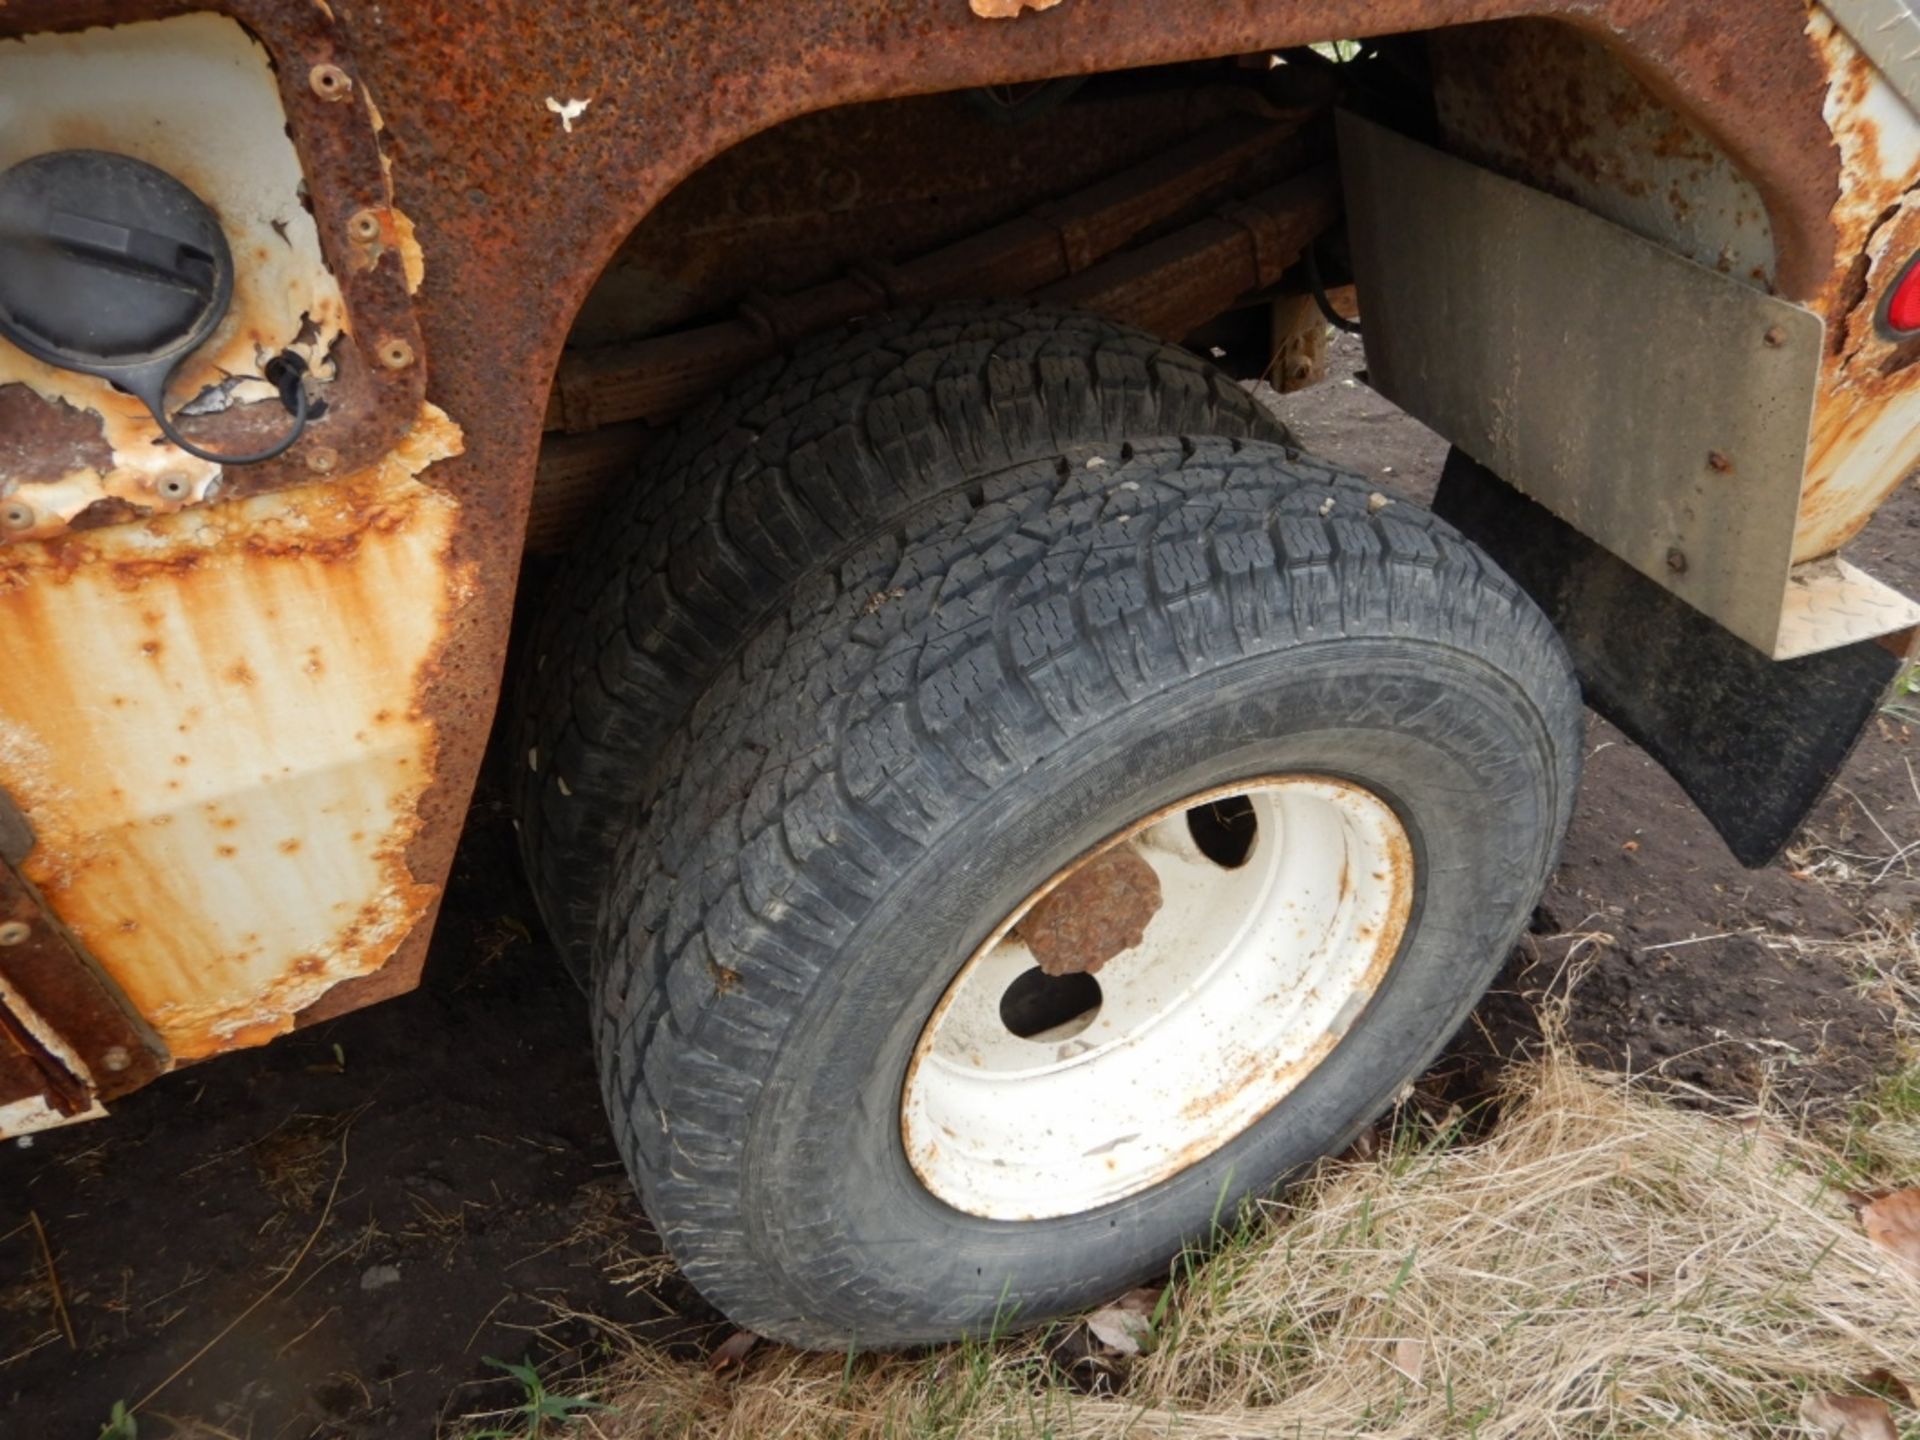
[597,436,1582,1349]
[514,303,1286,977]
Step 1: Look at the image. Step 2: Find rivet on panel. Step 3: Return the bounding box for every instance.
[157,471,193,501]
[348,208,383,243]
[102,1046,131,1073]
[307,447,340,474]
[309,63,353,101]
[2,501,33,532]
[0,920,30,946]
[378,338,415,371]
[1763,326,1786,348]
[1666,548,1689,574]
[1707,451,1734,474]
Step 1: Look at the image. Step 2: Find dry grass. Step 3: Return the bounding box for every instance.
[528,1031,1920,1440]
[453,911,1920,1440]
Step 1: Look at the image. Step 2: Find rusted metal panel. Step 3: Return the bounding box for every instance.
[0,13,424,545]
[1431,21,1781,292]
[572,83,1317,347]
[531,167,1336,538]
[1797,9,1920,560]
[548,114,1323,432]
[0,406,469,1062]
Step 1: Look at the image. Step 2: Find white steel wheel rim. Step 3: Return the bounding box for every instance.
[901,776,1414,1221]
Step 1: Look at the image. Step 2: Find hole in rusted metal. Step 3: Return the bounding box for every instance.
[1000,967,1101,1040]
[1187,793,1256,868]
[308,62,352,101]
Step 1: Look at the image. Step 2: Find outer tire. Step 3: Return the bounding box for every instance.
[597,435,1583,1349]
[514,304,1285,976]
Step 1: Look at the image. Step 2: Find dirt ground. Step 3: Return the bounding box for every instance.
[5,335,1916,1438]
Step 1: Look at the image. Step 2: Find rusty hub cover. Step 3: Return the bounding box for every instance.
[1014,844,1163,976]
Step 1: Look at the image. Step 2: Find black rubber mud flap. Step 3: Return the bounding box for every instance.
[1433,449,1905,867]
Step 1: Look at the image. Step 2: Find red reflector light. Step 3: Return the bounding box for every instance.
[1885,252,1920,336]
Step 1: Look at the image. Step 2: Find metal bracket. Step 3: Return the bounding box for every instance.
[0,855,167,1116]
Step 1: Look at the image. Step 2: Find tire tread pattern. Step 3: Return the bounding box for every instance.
[514,305,1285,973]
[600,434,1581,1346]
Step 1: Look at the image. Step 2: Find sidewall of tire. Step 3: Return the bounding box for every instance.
[708,636,1573,1344]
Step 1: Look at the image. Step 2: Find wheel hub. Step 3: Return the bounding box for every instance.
[901,776,1414,1221]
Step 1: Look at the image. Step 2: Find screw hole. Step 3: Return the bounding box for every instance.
[309,63,353,101]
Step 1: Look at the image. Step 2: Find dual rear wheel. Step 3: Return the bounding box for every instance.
[515,306,1581,1348]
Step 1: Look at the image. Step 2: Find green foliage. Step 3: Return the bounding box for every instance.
[470,1355,614,1439]
[98,1402,137,1440]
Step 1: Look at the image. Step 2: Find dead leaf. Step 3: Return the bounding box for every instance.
[1801,1393,1898,1440]
[970,0,1064,15]
[1084,1287,1160,1357]
[1860,1369,1916,1407]
[707,1330,761,1373]
[1388,1338,1425,1385]
[1861,1189,1920,1281]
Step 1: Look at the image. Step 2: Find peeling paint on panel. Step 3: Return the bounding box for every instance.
[0,405,468,1061]
[0,14,349,536]
[1797,10,1920,560]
